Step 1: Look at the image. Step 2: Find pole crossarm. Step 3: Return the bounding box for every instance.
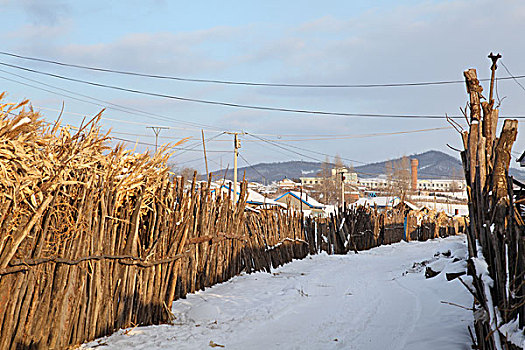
[147,126,170,151]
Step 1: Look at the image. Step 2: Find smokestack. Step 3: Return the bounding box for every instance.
[411,158,418,192]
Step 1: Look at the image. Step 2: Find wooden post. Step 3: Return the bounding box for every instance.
[488,52,501,103]
[201,130,209,179]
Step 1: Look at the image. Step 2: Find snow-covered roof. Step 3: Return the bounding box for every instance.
[214,185,285,207]
[396,201,420,211]
[274,191,325,209]
[353,196,400,208]
[417,202,469,216]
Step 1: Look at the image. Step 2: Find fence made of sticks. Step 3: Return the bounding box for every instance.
[0,98,463,349]
[460,55,525,350]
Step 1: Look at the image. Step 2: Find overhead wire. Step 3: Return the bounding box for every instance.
[2,50,525,88]
[172,131,226,157]
[0,60,495,120]
[238,152,269,184]
[5,59,525,121]
[209,126,453,142]
[109,136,230,153]
[246,133,463,180]
[0,67,224,131]
[500,61,525,94]
[248,132,366,165]
[33,115,228,153]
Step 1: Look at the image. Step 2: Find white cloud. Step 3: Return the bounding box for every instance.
[36,26,241,75]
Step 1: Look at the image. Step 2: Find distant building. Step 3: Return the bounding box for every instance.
[331,167,358,184]
[299,167,358,187]
[352,196,401,211]
[299,176,322,186]
[359,177,466,193]
[276,178,299,190]
[213,185,285,209]
[359,177,389,189]
[274,191,326,217]
[415,179,465,192]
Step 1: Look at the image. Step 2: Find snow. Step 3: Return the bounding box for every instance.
[499,318,525,348]
[473,243,502,350]
[80,236,473,350]
[418,202,469,216]
[353,196,400,208]
[214,185,285,207]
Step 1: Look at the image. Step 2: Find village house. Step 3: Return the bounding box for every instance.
[276,178,300,190]
[300,167,358,187]
[213,184,286,209]
[352,195,401,211]
[273,191,326,217]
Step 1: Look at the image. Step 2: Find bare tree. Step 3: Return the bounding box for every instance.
[169,165,199,181]
[385,160,394,197]
[312,155,345,205]
[393,156,411,201]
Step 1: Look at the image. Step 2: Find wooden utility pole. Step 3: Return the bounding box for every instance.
[201,129,209,178]
[147,126,169,152]
[234,134,239,204]
[225,132,244,204]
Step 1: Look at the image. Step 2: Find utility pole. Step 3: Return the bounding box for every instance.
[147,126,169,152]
[225,132,245,204]
[201,129,209,178]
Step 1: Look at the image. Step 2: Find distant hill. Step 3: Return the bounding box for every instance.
[208,150,525,183]
[210,160,323,184]
[354,150,463,179]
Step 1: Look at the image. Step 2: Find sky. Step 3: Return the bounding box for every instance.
[1,0,525,173]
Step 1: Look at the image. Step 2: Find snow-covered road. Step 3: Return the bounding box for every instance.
[82,235,473,350]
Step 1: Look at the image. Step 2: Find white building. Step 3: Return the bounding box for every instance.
[416,179,465,192]
[300,167,358,187]
[359,177,466,193]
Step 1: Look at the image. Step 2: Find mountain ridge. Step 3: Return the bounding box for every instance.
[207,150,525,183]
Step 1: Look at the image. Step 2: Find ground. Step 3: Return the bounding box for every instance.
[81,235,473,350]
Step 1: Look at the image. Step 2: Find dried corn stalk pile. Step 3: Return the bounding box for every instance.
[0,97,311,349]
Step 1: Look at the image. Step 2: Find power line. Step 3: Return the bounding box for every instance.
[1,95,458,141]
[210,126,453,142]
[248,133,365,165]
[0,60,490,120]
[0,67,224,130]
[172,131,226,158]
[109,135,230,153]
[2,50,525,88]
[238,152,269,184]
[5,60,525,120]
[500,61,525,94]
[246,133,462,180]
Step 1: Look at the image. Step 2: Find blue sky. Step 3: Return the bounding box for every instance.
[1,0,525,173]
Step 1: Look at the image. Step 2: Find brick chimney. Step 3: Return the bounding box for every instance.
[411,158,418,192]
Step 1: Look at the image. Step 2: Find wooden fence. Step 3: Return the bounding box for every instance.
[460,61,524,349]
[304,205,463,256]
[0,99,463,349]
